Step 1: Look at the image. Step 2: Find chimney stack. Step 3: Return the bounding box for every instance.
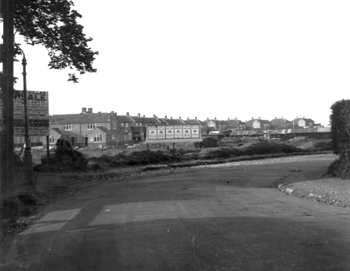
[138,113,140,117]
[126,112,129,116]
[88,108,93,113]
[82,107,87,113]
[179,116,181,120]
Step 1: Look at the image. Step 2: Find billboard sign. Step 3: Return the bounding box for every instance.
[146,124,202,143]
[0,90,49,136]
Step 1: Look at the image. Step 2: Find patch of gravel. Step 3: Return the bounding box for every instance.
[279,178,350,209]
[193,154,335,169]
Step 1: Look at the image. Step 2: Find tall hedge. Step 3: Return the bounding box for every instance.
[329,100,350,178]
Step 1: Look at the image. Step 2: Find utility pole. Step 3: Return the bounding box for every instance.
[0,0,15,195]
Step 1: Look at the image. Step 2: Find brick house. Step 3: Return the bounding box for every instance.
[227,118,246,130]
[48,107,117,148]
[291,117,315,128]
[205,118,229,133]
[116,113,135,146]
[245,118,271,130]
[87,126,117,148]
[47,128,78,148]
[270,117,292,129]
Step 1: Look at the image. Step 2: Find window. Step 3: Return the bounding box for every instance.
[120,123,124,127]
[125,123,128,127]
[88,123,96,130]
[63,123,72,130]
[49,136,55,144]
[94,134,103,142]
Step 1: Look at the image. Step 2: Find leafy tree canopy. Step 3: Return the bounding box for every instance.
[9,0,98,82]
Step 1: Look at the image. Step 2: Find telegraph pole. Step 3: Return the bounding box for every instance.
[0,0,15,195]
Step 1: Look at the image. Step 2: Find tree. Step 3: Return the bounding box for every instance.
[0,0,97,193]
[13,0,98,82]
[328,99,350,179]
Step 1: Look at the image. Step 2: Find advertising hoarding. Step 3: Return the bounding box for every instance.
[0,90,49,136]
[145,125,202,143]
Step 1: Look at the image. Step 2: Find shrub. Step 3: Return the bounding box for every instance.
[205,148,243,159]
[194,137,218,148]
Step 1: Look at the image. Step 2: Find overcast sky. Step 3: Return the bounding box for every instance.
[11,0,350,126]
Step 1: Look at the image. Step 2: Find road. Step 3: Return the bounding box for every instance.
[4,155,350,270]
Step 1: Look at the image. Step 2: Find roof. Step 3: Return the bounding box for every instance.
[131,116,160,124]
[293,118,314,123]
[246,119,270,125]
[158,118,185,125]
[117,115,134,123]
[157,118,168,125]
[206,119,229,125]
[184,119,201,125]
[89,126,117,135]
[51,128,77,137]
[270,127,331,134]
[50,112,113,124]
[270,118,291,123]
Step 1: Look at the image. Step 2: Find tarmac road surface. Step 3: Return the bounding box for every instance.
[5,154,350,271]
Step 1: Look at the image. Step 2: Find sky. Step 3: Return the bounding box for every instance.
[10,0,350,127]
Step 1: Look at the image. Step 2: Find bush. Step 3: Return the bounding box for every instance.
[204,143,303,159]
[205,148,243,159]
[194,137,218,148]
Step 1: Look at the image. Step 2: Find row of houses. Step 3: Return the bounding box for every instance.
[14,107,323,148]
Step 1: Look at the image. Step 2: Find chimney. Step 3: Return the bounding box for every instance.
[143,115,145,118]
[214,117,217,120]
[195,117,197,120]
[126,112,129,116]
[187,117,189,120]
[138,113,140,117]
[228,117,230,120]
[82,107,87,113]
[179,116,181,120]
[153,114,156,118]
[170,117,173,119]
[165,115,167,119]
[207,117,209,120]
[235,117,237,120]
[88,108,93,113]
